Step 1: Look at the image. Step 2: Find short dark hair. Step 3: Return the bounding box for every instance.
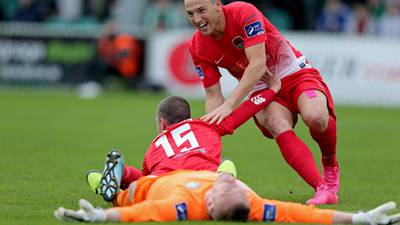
[157,96,191,125]
[224,203,250,222]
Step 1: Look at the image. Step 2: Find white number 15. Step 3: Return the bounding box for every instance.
[155,123,200,157]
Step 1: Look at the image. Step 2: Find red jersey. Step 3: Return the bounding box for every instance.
[142,89,276,176]
[189,2,311,91]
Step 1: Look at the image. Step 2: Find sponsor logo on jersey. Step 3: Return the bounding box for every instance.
[195,66,204,80]
[232,36,244,49]
[175,202,188,221]
[251,94,266,105]
[262,204,276,222]
[244,21,264,38]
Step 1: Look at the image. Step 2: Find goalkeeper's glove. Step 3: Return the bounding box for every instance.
[54,199,107,223]
[353,202,400,225]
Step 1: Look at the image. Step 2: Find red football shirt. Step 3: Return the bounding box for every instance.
[142,89,276,176]
[189,2,309,90]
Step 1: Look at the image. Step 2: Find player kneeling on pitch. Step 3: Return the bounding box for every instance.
[55,170,400,224]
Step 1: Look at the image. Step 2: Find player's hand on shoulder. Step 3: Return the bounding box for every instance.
[201,102,233,125]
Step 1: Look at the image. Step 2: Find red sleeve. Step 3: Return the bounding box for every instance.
[141,148,151,176]
[189,39,221,88]
[235,3,267,48]
[213,89,276,135]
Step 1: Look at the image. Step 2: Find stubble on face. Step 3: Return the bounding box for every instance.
[184,0,224,37]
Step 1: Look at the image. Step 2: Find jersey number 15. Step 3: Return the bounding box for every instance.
[155,123,200,157]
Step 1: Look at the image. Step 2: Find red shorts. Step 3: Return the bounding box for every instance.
[252,68,336,139]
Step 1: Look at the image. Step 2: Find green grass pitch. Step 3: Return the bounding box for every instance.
[0,88,399,225]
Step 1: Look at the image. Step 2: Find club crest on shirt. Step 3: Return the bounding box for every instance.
[195,66,204,80]
[175,202,188,221]
[244,20,264,38]
[232,36,244,49]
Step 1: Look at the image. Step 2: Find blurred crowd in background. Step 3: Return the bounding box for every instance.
[0,0,399,37]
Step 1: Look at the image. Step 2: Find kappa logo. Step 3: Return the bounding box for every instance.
[244,21,264,38]
[251,94,266,105]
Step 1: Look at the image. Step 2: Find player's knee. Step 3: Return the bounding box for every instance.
[254,112,272,139]
[255,123,274,139]
[265,115,292,137]
[302,112,328,132]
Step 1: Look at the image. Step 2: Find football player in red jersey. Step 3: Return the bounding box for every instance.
[186,0,339,204]
[86,73,281,202]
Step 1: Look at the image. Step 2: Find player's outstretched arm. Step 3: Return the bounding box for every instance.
[54,199,107,223]
[330,202,400,225]
[213,73,281,136]
[347,201,400,225]
[252,200,399,225]
[202,43,267,125]
[54,198,184,223]
[204,82,225,114]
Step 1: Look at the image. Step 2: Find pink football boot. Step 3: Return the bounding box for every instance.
[306,184,339,205]
[323,164,340,194]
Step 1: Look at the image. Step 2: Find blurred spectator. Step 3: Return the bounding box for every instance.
[0,0,15,21]
[366,0,386,34]
[316,0,351,32]
[221,0,303,30]
[97,33,142,79]
[378,0,400,37]
[109,0,148,33]
[83,0,114,23]
[265,7,294,30]
[346,3,374,34]
[267,0,306,30]
[142,0,189,31]
[13,0,56,22]
[47,0,114,26]
[0,5,4,21]
[55,0,82,22]
[88,0,147,89]
[304,0,327,29]
[368,0,386,18]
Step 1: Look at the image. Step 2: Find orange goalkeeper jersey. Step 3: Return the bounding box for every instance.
[114,170,334,223]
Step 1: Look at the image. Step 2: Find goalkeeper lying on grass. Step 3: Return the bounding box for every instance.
[55,170,400,224]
